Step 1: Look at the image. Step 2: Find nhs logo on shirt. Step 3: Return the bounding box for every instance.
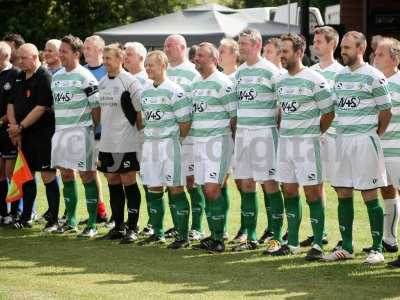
[145,110,164,121]
[337,96,360,110]
[238,89,257,101]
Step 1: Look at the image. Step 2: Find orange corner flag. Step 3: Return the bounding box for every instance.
[6,150,33,203]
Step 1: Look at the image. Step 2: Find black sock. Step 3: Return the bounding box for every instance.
[21,180,37,222]
[108,184,125,230]
[11,200,20,216]
[0,179,8,217]
[45,179,60,224]
[125,183,141,230]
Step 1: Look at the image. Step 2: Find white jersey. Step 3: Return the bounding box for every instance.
[98,69,142,152]
[132,70,149,86]
[225,71,237,84]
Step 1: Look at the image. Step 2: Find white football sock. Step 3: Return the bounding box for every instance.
[383,197,400,246]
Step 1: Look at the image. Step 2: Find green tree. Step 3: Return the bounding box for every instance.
[0,0,196,48]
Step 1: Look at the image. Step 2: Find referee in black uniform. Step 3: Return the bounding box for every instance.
[7,43,60,231]
[0,41,19,225]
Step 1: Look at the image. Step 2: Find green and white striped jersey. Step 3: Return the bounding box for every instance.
[140,78,191,140]
[51,65,100,131]
[190,70,237,142]
[333,63,392,135]
[235,58,280,129]
[277,67,334,137]
[167,61,200,92]
[226,71,237,84]
[311,61,344,136]
[311,61,344,87]
[381,71,400,157]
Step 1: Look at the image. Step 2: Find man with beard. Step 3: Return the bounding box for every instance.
[271,33,334,261]
[324,31,392,264]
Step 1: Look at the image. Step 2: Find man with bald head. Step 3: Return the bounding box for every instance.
[7,43,59,231]
[164,34,206,242]
[43,39,62,75]
[0,41,19,226]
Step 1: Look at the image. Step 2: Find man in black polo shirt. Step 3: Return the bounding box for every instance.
[0,41,19,225]
[7,43,60,231]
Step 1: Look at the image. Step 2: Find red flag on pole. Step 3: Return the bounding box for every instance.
[6,150,33,203]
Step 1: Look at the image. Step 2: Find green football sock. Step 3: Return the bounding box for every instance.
[365,199,384,252]
[264,190,272,232]
[167,189,178,230]
[63,180,78,228]
[284,195,302,247]
[269,191,284,242]
[307,197,325,247]
[172,191,190,241]
[221,186,230,234]
[241,191,258,242]
[239,190,248,234]
[83,180,99,229]
[207,194,226,241]
[189,186,205,232]
[148,191,165,237]
[338,197,354,253]
[205,197,214,239]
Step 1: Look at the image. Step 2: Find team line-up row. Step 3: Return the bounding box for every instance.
[0,27,400,267]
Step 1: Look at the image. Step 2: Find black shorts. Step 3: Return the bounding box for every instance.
[0,128,17,159]
[97,151,140,173]
[22,129,54,172]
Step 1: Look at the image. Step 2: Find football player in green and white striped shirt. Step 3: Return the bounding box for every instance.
[217,37,241,242]
[190,42,237,253]
[51,35,100,238]
[371,37,400,256]
[299,26,344,248]
[233,28,284,252]
[218,38,239,83]
[139,50,192,249]
[325,31,392,265]
[164,35,206,242]
[273,33,335,261]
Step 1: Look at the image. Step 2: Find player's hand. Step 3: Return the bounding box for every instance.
[10,133,21,148]
[7,124,21,138]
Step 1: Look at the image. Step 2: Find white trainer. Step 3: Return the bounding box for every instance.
[323,248,355,261]
[364,250,384,265]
